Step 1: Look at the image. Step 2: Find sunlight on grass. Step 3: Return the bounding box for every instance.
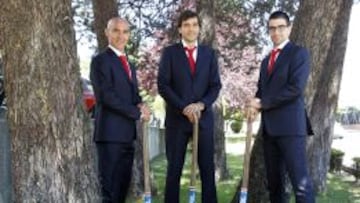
[315,174,360,203]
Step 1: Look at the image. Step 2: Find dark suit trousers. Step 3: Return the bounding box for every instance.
[164,127,217,203]
[262,132,315,203]
[96,142,134,203]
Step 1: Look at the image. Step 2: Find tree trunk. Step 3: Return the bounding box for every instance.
[213,103,230,180]
[291,0,353,193]
[91,0,118,51]
[197,0,230,181]
[243,1,353,202]
[130,122,145,198]
[0,0,100,202]
[197,0,215,46]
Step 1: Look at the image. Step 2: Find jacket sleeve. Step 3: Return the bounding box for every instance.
[157,47,188,111]
[90,56,140,120]
[255,60,266,99]
[199,49,222,109]
[261,48,310,111]
[132,65,143,105]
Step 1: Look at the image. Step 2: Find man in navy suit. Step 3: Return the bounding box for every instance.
[90,17,150,203]
[247,11,315,203]
[157,10,221,203]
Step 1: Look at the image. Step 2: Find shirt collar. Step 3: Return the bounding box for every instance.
[108,45,125,57]
[274,39,290,50]
[181,39,198,49]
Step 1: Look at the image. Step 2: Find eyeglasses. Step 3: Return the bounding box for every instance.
[268,25,288,33]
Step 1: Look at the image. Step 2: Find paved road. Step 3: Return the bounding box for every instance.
[227,122,360,168]
[332,124,360,167]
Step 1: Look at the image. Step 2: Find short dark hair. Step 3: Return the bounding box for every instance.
[269,11,290,25]
[177,10,201,28]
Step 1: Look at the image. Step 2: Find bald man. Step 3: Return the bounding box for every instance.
[90,17,150,203]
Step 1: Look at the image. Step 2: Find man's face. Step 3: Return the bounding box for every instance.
[178,17,200,44]
[268,18,291,47]
[105,20,130,51]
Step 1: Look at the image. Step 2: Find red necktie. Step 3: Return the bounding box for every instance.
[119,55,132,80]
[184,47,196,76]
[267,49,281,74]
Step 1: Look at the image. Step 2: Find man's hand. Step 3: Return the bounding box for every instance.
[182,102,204,123]
[245,107,259,122]
[138,103,151,122]
[245,98,261,122]
[247,98,261,110]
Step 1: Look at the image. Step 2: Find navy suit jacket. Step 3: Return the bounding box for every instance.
[157,43,221,130]
[256,42,313,136]
[90,48,142,142]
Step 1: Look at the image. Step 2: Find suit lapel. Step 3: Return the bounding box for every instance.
[106,48,133,84]
[262,55,270,83]
[176,43,194,78]
[266,42,293,83]
[194,45,203,77]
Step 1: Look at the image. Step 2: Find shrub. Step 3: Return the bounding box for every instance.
[230,120,242,133]
[330,149,345,173]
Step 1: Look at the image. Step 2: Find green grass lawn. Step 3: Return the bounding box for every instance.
[127,139,360,203]
[315,174,360,203]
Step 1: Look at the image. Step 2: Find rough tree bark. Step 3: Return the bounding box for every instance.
[291,0,353,193]
[91,0,118,51]
[0,0,100,202]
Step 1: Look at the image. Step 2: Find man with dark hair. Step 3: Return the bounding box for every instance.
[157,9,221,203]
[247,11,315,203]
[176,9,202,28]
[90,17,150,203]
